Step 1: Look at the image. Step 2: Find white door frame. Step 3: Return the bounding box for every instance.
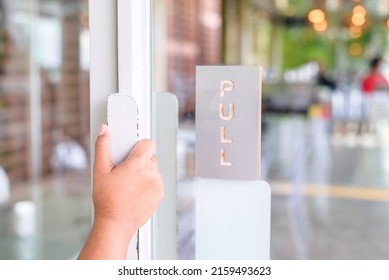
[89,0,152,260]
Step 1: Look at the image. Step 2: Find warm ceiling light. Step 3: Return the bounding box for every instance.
[348,42,363,57]
[351,13,366,26]
[349,26,362,38]
[350,31,362,39]
[353,5,366,16]
[308,9,325,24]
[313,20,328,32]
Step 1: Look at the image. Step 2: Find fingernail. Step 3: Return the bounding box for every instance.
[98,124,106,136]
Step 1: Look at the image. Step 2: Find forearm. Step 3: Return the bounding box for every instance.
[78,218,136,260]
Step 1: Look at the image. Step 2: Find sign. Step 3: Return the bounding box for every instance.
[195,66,262,180]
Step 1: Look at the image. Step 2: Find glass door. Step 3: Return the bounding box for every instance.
[0,0,91,259]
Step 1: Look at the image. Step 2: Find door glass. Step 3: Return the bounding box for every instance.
[153,0,389,260]
[153,0,223,259]
[0,0,90,259]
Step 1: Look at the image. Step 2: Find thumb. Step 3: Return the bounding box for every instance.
[94,124,113,174]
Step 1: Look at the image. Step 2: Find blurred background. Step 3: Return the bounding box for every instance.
[1,0,389,259]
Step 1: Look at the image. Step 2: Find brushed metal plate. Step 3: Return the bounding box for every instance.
[195,66,262,180]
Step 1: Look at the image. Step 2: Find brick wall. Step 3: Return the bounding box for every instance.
[0,2,90,185]
[0,83,29,182]
[165,0,222,118]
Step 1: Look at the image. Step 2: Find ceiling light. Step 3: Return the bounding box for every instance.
[308,9,325,24]
[348,42,363,57]
[313,20,328,32]
[353,5,366,16]
[349,26,362,38]
[351,13,366,26]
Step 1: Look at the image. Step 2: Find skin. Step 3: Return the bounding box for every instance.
[78,124,164,260]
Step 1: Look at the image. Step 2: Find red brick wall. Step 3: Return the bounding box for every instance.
[0,3,90,184]
[165,0,222,118]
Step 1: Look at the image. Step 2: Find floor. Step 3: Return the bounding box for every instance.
[177,115,389,260]
[264,115,389,259]
[1,114,389,259]
[0,174,91,260]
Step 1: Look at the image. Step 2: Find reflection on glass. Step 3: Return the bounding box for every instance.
[0,0,90,260]
[0,167,10,203]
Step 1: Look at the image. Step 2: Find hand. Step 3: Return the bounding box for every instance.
[78,124,164,259]
[93,124,164,233]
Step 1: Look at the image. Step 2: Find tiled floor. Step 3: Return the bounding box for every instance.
[1,115,389,259]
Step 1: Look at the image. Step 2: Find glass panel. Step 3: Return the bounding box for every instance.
[153,0,223,260]
[0,0,90,260]
[154,0,389,260]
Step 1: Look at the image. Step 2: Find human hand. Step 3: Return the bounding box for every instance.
[78,124,163,259]
[92,124,164,235]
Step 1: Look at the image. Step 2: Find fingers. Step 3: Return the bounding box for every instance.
[123,139,160,180]
[94,124,113,174]
[129,139,156,159]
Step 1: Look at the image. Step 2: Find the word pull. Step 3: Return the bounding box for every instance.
[196,66,261,180]
[219,79,235,167]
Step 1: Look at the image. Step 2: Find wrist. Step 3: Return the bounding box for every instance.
[78,216,137,260]
[93,213,137,242]
[81,216,137,260]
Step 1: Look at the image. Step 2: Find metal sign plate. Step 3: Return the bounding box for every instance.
[195,66,262,180]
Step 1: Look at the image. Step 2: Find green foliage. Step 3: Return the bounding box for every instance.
[282,27,335,70]
[288,0,313,15]
[282,23,389,71]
